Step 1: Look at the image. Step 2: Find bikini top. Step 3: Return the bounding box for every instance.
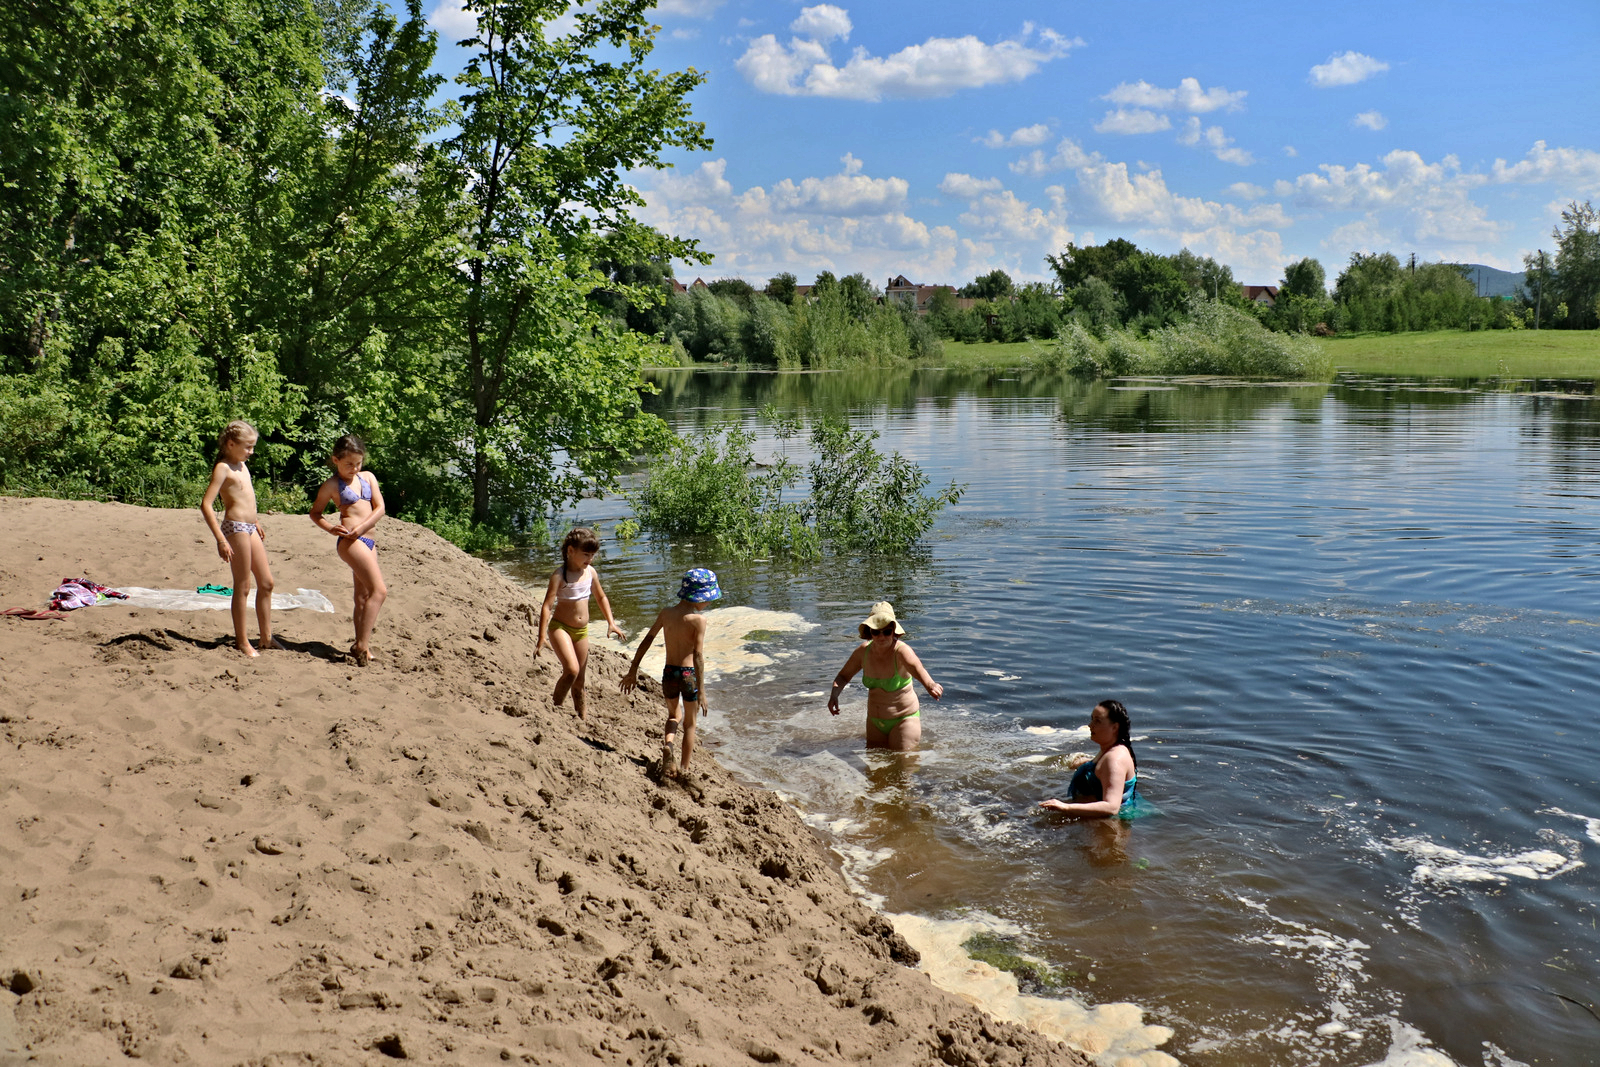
[1067,752,1138,803]
[557,565,593,601]
[337,474,372,506]
[861,650,912,691]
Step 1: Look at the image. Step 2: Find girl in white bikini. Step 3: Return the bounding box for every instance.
[536,527,624,721]
[827,601,942,751]
[200,420,276,657]
[310,435,387,666]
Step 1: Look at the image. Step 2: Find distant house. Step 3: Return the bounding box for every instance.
[689,277,710,291]
[668,278,687,293]
[1241,284,1279,307]
[885,274,958,315]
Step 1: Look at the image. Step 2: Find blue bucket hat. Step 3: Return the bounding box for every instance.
[678,567,722,603]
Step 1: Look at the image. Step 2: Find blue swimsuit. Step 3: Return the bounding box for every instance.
[335,475,375,551]
[1068,753,1140,807]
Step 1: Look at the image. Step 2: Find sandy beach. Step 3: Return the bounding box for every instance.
[0,497,1089,1066]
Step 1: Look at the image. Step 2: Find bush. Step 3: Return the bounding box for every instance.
[1037,301,1331,379]
[632,416,962,559]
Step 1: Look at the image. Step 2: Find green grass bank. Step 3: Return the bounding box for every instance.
[931,331,1600,379]
[1322,330,1600,378]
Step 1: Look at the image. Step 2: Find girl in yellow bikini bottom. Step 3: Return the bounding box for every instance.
[548,617,588,641]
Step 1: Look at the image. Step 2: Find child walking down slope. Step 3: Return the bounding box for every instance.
[621,568,721,780]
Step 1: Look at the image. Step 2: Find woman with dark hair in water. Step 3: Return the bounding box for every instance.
[1040,699,1141,817]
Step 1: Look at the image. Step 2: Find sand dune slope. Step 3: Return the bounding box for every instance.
[0,498,1084,1067]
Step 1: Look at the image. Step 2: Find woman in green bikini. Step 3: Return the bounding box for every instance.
[827,602,943,751]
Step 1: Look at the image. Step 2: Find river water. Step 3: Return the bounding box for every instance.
[496,367,1600,1067]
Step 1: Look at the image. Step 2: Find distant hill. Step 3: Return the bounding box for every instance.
[1460,263,1525,299]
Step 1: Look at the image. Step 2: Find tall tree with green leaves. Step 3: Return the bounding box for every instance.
[442,0,712,525]
[1550,200,1600,329]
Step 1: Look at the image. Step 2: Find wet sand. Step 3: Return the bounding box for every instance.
[0,497,1087,1066]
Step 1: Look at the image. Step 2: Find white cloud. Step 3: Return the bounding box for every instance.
[637,157,968,282]
[1103,77,1246,114]
[1489,141,1600,194]
[1075,161,1287,230]
[767,154,909,213]
[1094,108,1172,135]
[1177,118,1254,166]
[1309,51,1389,88]
[1230,182,1268,200]
[939,173,1004,198]
[1352,110,1387,131]
[1009,138,1101,177]
[790,4,851,42]
[1284,146,1299,158]
[978,124,1053,148]
[650,158,736,203]
[736,20,1078,100]
[1275,149,1503,251]
[940,176,1075,251]
[427,0,477,38]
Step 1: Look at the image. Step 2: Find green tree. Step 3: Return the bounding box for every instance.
[960,269,1015,301]
[444,0,711,524]
[1281,258,1327,300]
[1550,200,1600,329]
[1110,252,1189,330]
[1170,249,1241,305]
[763,271,798,305]
[1046,239,1140,291]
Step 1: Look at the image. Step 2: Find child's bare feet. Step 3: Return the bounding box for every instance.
[661,722,681,779]
[259,635,285,651]
[237,642,260,659]
[349,645,370,667]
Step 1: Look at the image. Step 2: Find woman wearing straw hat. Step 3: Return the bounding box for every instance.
[827,601,943,750]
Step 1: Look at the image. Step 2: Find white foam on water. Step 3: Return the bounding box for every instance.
[889,912,1178,1066]
[1383,836,1583,884]
[1355,1019,1463,1067]
[593,605,815,679]
[1541,806,1600,845]
[1024,724,1090,738]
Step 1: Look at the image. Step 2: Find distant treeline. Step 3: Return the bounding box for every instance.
[600,200,1599,369]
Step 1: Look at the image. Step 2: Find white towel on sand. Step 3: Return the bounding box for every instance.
[119,587,336,613]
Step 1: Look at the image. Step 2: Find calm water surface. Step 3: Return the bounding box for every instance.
[499,368,1600,1067]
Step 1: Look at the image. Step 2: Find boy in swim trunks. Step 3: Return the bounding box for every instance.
[620,568,721,780]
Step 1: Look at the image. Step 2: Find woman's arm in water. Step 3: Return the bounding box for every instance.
[1039,750,1131,817]
[899,644,942,700]
[826,644,867,716]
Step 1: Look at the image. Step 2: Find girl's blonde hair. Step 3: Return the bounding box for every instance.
[218,419,258,455]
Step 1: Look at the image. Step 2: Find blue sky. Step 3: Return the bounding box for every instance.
[427,0,1600,288]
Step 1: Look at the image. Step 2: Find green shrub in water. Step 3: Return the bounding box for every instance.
[632,416,963,559]
[1037,300,1332,380]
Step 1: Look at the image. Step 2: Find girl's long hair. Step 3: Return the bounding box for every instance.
[1097,698,1136,767]
[560,526,600,581]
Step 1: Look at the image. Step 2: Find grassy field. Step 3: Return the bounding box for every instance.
[924,340,1052,369]
[1324,329,1600,378]
[934,331,1600,379]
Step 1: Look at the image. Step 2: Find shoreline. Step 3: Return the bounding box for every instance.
[0,497,1094,1065]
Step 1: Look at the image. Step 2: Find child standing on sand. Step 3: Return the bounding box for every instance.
[535,527,625,721]
[200,420,277,657]
[309,435,387,666]
[620,568,721,779]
